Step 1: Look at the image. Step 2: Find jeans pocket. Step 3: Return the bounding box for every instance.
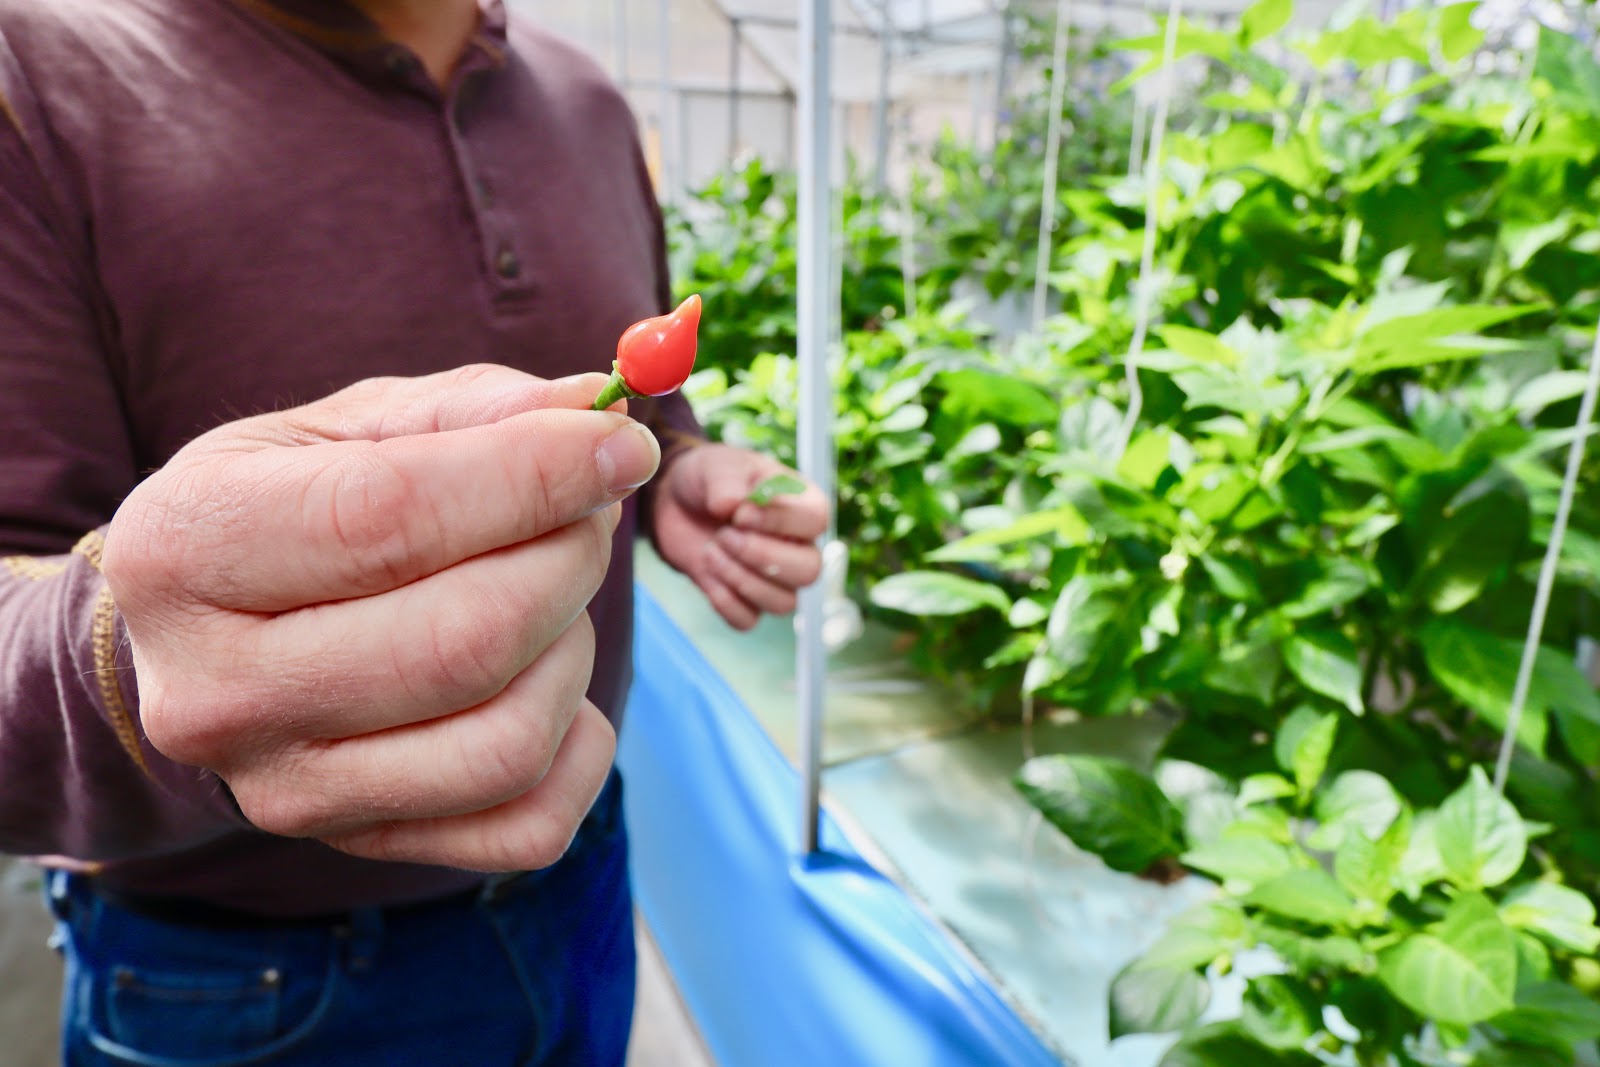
[102,963,281,1061]
[75,929,341,1067]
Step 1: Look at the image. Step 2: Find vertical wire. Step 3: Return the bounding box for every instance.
[1032,0,1076,331]
[1112,0,1185,458]
[1493,325,1600,792]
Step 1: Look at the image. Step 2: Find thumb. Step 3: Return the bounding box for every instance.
[699,449,785,523]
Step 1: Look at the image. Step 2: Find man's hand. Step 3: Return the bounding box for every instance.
[102,366,659,872]
[652,444,828,630]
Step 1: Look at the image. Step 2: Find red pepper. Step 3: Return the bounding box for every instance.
[592,294,702,410]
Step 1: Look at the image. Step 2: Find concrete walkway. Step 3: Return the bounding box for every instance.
[0,856,709,1066]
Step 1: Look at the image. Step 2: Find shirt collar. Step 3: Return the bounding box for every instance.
[232,1,509,80]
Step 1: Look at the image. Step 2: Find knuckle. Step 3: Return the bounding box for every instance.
[508,811,576,872]
[313,446,427,590]
[330,374,406,409]
[447,363,505,391]
[230,776,324,839]
[138,685,232,768]
[400,607,517,712]
[577,512,615,590]
[104,481,199,604]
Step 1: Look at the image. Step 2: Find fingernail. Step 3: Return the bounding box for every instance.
[718,527,746,553]
[732,505,760,529]
[597,423,660,493]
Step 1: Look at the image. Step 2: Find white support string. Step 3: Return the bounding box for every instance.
[1031,0,1075,331]
[1112,0,1185,459]
[1493,324,1600,793]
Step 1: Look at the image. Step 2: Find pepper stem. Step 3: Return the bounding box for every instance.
[591,366,640,411]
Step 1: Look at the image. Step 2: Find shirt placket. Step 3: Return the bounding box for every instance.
[379,37,527,305]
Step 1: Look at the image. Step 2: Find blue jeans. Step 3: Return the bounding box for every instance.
[46,774,635,1067]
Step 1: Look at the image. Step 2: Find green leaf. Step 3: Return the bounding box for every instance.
[1154,325,1239,366]
[927,506,1090,562]
[746,473,807,506]
[1240,975,1319,1051]
[1139,902,1247,971]
[1109,960,1212,1039]
[1417,622,1585,759]
[1254,926,1367,972]
[1435,2,1485,62]
[1378,892,1517,1026]
[1335,808,1411,906]
[1246,868,1359,927]
[1284,632,1364,715]
[983,634,1039,670]
[1238,0,1292,47]
[938,368,1057,427]
[1182,837,1298,888]
[1016,755,1183,874]
[1280,560,1371,620]
[1311,771,1404,852]
[1043,573,1134,681]
[1492,982,1600,1050]
[1158,1022,1321,1067]
[1534,25,1600,115]
[1198,555,1261,602]
[1500,883,1600,956]
[1397,811,1448,898]
[1403,467,1530,616]
[1512,370,1592,416]
[1300,15,1428,68]
[1238,773,1296,807]
[1471,1040,1575,1067]
[1274,707,1328,779]
[1286,713,1337,796]
[869,571,1010,617]
[1007,598,1049,629]
[1058,397,1126,463]
[1354,305,1540,372]
[1435,767,1527,891]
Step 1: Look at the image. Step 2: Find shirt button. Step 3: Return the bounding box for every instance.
[494,246,521,280]
[384,50,415,77]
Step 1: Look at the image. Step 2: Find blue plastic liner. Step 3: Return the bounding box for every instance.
[620,589,1062,1067]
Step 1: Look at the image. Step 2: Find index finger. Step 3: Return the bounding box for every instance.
[168,408,659,611]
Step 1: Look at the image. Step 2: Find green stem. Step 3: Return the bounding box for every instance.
[591,368,641,411]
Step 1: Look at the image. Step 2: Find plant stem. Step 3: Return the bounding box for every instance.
[591,368,639,411]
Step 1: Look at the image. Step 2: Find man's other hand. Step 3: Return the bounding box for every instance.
[652,444,827,631]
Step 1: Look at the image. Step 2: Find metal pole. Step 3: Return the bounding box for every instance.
[797,0,835,856]
[728,18,742,165]
[1033,0,1074,330]
[992,1,1015,148]
[656,0,675,202]
[612,0,628,82]
[872,15,894,193]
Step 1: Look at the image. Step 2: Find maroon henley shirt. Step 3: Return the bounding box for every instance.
[0,0,702,914]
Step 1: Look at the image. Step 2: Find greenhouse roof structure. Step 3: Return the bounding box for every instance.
[509,0,1360,195]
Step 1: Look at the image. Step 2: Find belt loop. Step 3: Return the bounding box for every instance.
[44,868,73,921]
[338,906,383,974]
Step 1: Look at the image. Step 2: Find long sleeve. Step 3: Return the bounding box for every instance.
[0,41,245,861]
